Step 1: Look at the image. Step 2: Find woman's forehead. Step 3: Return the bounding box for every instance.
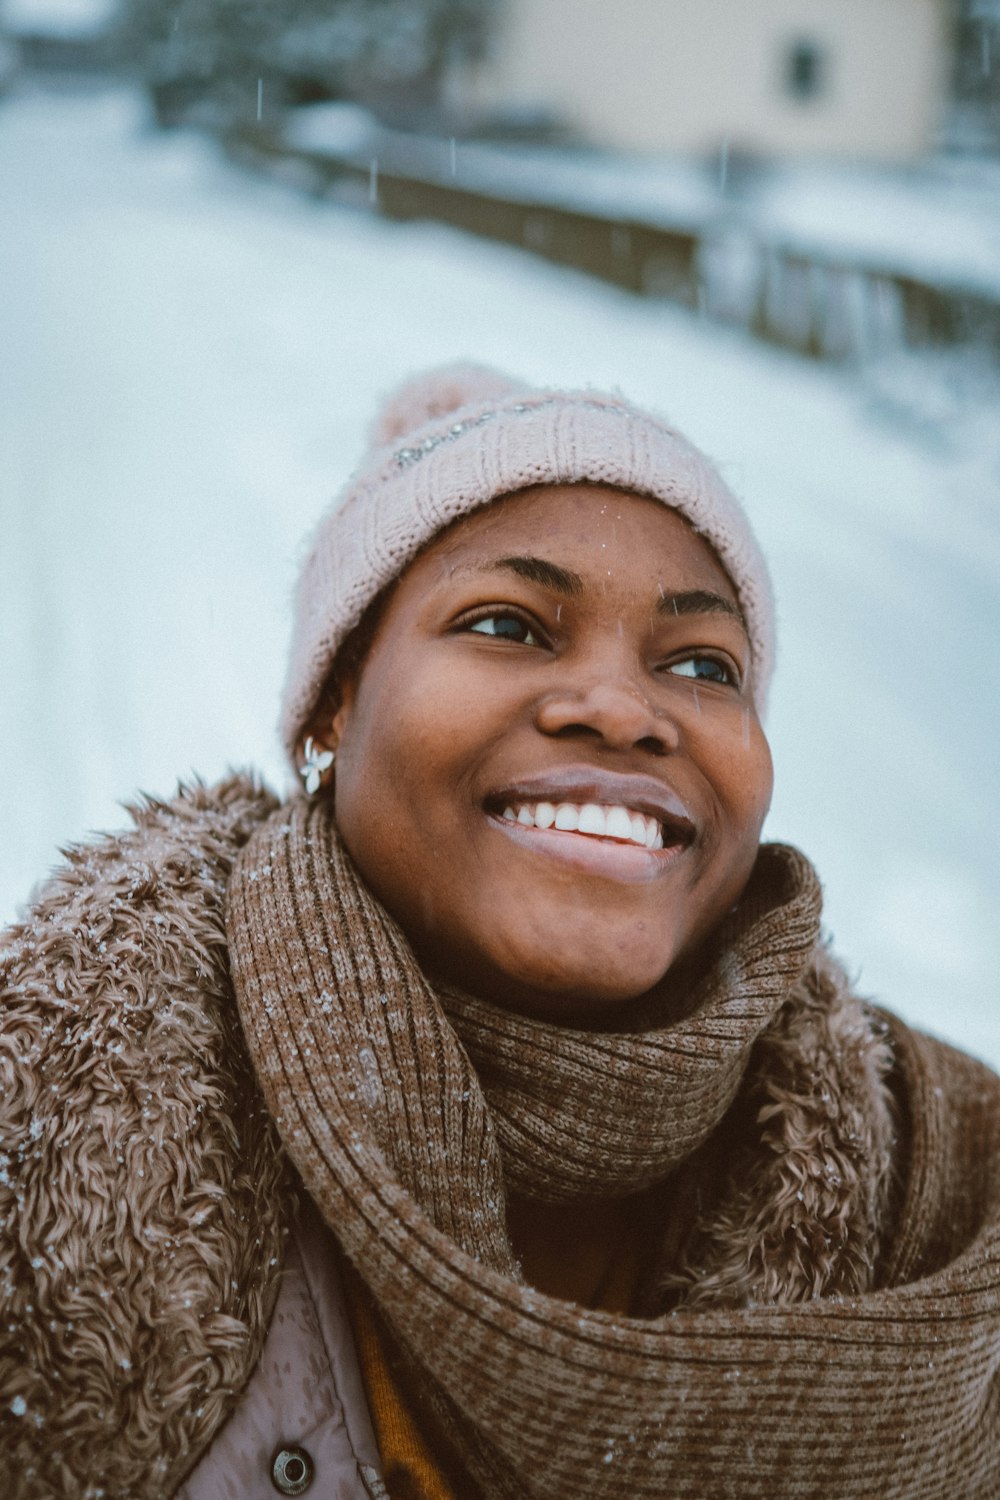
[420,482,740,601]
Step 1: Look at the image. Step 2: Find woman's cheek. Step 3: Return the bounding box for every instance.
[700,714,773,849]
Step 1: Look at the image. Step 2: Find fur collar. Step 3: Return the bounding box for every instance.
[661,947,895,1307]
[0,778,290,1498]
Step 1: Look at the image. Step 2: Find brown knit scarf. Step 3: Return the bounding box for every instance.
[226,799,986,1498]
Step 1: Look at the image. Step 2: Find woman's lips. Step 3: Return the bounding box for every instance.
[487,807,687,882]
[485,767,696,850]
[484,772,695,883]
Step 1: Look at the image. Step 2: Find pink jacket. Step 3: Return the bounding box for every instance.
[179,1200,387,1500]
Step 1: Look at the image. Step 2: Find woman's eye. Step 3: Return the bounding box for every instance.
[467,613,542,646]
[669,655,737,686]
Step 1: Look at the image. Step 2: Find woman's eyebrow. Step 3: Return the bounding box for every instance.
[478,555,584,595]
[471,562,745,627]
[659,589,747,628]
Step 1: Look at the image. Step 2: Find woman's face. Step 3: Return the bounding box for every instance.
[321,483,773,1022]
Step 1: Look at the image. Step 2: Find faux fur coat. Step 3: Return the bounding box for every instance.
[1,778,998,1499]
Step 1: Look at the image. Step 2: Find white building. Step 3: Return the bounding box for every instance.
[468,0,952,161]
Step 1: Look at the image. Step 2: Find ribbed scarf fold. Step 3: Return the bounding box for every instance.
[225,799,991,1499]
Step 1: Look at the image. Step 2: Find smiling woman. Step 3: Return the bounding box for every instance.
[2,365,999,1500]
[315,485,772,1020]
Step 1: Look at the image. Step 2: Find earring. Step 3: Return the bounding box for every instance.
[300,736,335,796]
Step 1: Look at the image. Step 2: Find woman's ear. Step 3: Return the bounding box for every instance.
[295,707,338,798]
[295,673,356,795]
[329,676,354,745]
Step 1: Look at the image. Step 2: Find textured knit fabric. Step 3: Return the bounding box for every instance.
[279,365,776,761]
[225,796,1000,1500]
[343,1199,648,1496]
[342,1198,650,1495]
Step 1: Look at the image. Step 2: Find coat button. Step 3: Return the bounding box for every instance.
[271,1445,314,1495]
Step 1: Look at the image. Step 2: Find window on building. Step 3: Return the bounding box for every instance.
[785,39,826,101]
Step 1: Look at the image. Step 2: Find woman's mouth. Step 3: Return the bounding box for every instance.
[484,772,696,880]
[499,801,666,850]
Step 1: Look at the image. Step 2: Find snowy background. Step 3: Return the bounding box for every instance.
[2,81,998,1066]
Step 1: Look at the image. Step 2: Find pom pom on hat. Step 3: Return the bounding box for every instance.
[369,362,528,449]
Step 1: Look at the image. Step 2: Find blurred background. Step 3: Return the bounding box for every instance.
[2,0,998,1063]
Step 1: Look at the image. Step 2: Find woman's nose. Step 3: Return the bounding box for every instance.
[534,672,679,755]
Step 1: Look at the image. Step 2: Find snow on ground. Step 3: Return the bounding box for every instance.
[2,82,998,1066]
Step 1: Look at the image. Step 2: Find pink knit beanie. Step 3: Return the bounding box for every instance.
[280,364,775,760]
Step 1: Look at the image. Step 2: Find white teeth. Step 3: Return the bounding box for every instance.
[498,800,671,851]
[605,806,633,840]
[577,803,606,835]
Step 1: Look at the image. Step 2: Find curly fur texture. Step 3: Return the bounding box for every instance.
[664,949,895,1308]
[0,778,291,1499]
